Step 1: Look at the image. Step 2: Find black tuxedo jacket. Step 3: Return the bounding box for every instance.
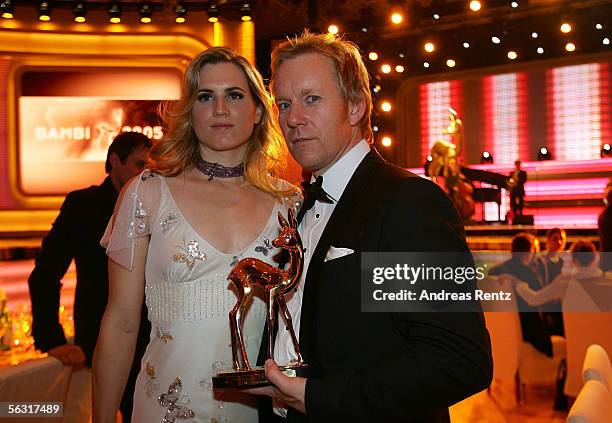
[509,169,527,196]
[259,151,492,422]
[28,177,150,367]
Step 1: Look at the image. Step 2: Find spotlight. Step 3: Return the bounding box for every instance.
[446,59,456,68]
[240,3,251,21]
[381,136,393,147]
[480,151,493,164]
[604,38,610,46]
[531,32,538,39]
[463,42,470,48]
[361,27,368,32]
[398,53,405,58]
[381,101,392,112]
[491,36,501,44]
[423,61,430,68]
[433,13,440,20]
[602,143,612,158]
[595,23,603,30]
[373,85,381,93]
[368,52,379,61]
[391,12,403,24]
[373,125,379,132]
[38,1,51,21]
[395,65,405,73]
[381,64,391,74]
[424,42,435,53]
[507,50,518,60]
[469,1,482,12]
[207,3,219,23]
[565,42,576,52]
[327,24,339,34]
[511,1,518,8]
[427,155,433,162]
[1,0,14,19]
[560,23,572,34]
[175,4,186,23]
[73,2,87,22]
[537,47,544,54]
[139,3,153,24]
[538,146,552,160]
[108,3,121,23]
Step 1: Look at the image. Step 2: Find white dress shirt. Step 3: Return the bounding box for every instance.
[273,139,370,416]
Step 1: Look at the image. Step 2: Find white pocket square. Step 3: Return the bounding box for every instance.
[324,246,354,262]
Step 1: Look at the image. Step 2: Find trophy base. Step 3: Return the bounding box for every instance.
[212,363,308,389]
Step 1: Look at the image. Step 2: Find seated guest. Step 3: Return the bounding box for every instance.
[515,241,608,311]
[533,228,567,335]
[599,180,612,272]
[489,233,553,356]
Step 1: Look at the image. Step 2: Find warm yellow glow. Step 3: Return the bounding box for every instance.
[381,136,393,147]
[74,16,86,23]
[175,16,185,23]
[424,42,435,53]
[328,24,339,35]
[507,50,517,60]
[213,21,223,46]
[140,17,152,24]
[2,12,14,19]
[381,101,392,112]
[381,64,391,74]
[565,42,576,52]
[110,17,121,23]
[391,13,403,24]
[446,59,456,68]
[39,15,51,22]
[395,65,404,73]
[368,51,378,61]
[239,20,255,64]
[469,1,482,12]
[560,23,572,33]
[208,16,218,23]
[241,15,251,21]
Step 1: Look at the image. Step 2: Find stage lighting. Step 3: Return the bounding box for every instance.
[463,42,470,48]
[433,13,440,20]
[446,59,456,68]
[531,32,538,39]
[511,1,518,8]
[373,125,379,132]
[480,151,493,164]
[381,136,393,147]
[537,47,544,54]
[596,23,603,30]
[469,1,482,12]
[507,50,518,60]
[602,143,611,158]
[1,0,14,19]
[395,65,404,73]
[424,42,435,53]
[491,36,501,44]
[108,3,121,23]
[381,101,392,112]
[361,27,368,32]
[604,38,610,46]
[391,13,403,24]
[560,23,572,34]
[175,4,186,23]
[423,61,430,68]
[241,3,251,21]
[381,64,391,74]
[38,1,51,21]
[73,2,87,22]
[368,52,379,61]
[565,42,576,52]
[207,3,219,23]
[140,3,153,24]
[398,53,405,58]
[538,146,552,160]
[373,85,381,93]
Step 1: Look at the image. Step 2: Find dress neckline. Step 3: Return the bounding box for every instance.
[159,175,280,256]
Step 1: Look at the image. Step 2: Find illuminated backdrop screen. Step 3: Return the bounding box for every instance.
[400,59,612,167]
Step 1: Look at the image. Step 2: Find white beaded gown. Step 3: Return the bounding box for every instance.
[102,170,297,423]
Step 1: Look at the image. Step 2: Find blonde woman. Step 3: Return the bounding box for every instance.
[92,48,297,423]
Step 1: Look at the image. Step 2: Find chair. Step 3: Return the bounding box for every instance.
[567,379,612,423]
[582,344,612,395]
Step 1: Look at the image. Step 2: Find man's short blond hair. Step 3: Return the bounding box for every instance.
[270,31,373,142]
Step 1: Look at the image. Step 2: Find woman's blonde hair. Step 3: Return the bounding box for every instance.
[150,47,291,197]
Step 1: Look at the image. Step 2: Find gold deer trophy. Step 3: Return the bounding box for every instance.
[213,209,307,388]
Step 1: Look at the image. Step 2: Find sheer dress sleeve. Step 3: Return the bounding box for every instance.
[100,170,161,270]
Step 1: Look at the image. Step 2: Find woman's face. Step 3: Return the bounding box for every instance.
[191,62,262,155]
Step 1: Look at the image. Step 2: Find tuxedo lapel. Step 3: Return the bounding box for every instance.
[298,149,386,358]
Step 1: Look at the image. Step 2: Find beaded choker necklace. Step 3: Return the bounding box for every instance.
[195,157,244,181]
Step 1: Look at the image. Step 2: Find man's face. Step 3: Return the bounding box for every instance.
[547,233,566,253]
[273,53,363,174]
[112,146,150,189]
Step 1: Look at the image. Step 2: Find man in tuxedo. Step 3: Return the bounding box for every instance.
[28,132,152,422]
[509,160,527,218]
[254,32,492,422]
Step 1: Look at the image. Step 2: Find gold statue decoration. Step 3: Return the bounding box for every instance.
[427,107,475,221]
[213,209,307,388]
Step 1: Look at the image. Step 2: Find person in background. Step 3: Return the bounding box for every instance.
[28,131,152,422]
[598,180,612,272]
[533,227,567,335]
[509,159,527,220]
[489,232,553,357]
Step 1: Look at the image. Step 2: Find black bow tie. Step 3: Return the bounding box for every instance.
[296,176,334,224]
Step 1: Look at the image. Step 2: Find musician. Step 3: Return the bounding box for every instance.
[509,160,527,218]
